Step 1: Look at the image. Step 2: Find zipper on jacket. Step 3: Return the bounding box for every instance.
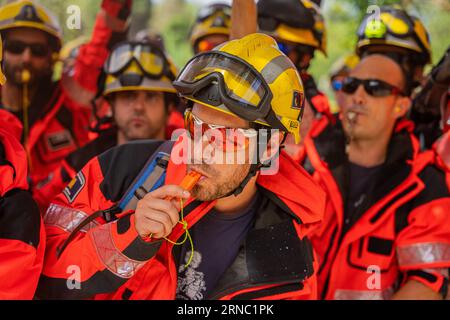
[321,225,348,299]
[318,226,338,275]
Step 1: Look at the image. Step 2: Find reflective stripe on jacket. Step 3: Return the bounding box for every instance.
[38,138,325,300]
[301,119,450,299]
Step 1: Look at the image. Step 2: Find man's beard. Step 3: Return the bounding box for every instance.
[190,163,251,201]
[121,119,163,141]
[4,64,52,87]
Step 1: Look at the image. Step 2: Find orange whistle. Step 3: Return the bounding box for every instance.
[165,171,202,201]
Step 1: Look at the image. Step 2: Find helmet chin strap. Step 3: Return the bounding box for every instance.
[215,129,268,199]
[231,162,262,197]
[222,130,286,198]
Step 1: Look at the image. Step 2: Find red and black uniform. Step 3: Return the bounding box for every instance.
[34,108,185,212]
[301,119,450,299]
[1,0,131,190]
[37,138,325,300]
[0,110,44,299]
[33,127,117,212]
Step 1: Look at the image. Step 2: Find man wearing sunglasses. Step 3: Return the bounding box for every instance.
[256,0,329,109]
[0,0,131,195]
[189,3,231,54]
[256,0,333,161]
[32,40,182,212]
[0,35,44,299]
[355,5,440,150]
[38,33,325,300]
[329,53,360,111]
[300,54,450,300]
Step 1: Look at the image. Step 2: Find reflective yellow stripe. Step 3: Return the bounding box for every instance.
[44,203,99,233]
[397,243,450,267]
[90,222,146,279]
[260,55,296,84]
[334,287,395,300]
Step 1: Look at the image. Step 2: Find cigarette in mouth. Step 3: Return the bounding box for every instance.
[347,111,356,122]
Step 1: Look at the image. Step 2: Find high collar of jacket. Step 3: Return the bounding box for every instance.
[165,135,325,226]
[311,118,420,209]
[314,118,419,170]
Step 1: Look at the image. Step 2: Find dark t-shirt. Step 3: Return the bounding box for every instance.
[176,193,259,300]
[344,162,383,232]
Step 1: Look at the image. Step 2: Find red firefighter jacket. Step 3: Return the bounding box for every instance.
[0,110,45,299]
[34,109,185,212]
[37,138,325,300]
[0,0,131,190]
[301,119,450,299]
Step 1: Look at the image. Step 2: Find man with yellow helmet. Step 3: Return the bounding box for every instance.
[256,0,333,162]
[257,0,331,118]
[0,0,131,194]
[33,39,182,212]
[0,34,44,299]
[355,5,444,149]
[356,5,431,89]
[189,3,231,54]
[38,33,325,300]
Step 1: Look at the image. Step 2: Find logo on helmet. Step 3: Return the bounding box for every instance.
[365,19,387,39]
[211,15,227,28]
[17,5,43,23]
[292,90,304,110]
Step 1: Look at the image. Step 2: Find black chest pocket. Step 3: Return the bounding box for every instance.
[347,236,396,273]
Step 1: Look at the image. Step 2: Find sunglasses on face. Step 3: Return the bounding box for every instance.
[342,77,405,97]
[4,40,50,57]
[184,109,257,152]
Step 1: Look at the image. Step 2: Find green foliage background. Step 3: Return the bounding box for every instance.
[3,0,449,98]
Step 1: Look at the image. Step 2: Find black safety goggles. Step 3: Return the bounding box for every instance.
[173,51,281,127]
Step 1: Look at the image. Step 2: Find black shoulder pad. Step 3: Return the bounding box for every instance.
[66,128,117,172]
[0,189,41,248]
[98,140,165,202]
[417,165,450,204]
[395,164,449,234]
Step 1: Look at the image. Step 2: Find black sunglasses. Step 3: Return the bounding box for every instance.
[342,77,405,97]
[4,40,50,57]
